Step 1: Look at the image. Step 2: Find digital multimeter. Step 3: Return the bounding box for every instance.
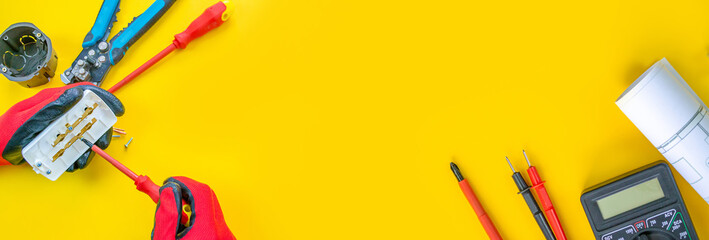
[581,162,697,240]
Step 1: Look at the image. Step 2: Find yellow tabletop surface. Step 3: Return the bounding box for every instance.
[2,0,709,239]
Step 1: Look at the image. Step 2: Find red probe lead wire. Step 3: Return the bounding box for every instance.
[523,150,566,240]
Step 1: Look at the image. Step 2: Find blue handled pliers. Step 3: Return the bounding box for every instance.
[61,0,176,86]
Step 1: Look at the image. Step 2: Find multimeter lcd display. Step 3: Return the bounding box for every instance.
[581,162,697,240]
[596,178,665,219]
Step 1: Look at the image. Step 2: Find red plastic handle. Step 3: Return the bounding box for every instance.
[459,179,503,240]
[91,145,190,225]
[135,175,161,203]
[135,174,190,225]
[527,166,566,240]
[173,1,231,49]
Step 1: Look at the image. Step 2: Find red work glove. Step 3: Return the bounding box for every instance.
[0,83,124,170]
[153,177,236,240]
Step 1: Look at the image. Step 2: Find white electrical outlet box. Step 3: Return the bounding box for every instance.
[21,90,117,181]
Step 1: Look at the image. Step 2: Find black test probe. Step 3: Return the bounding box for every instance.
[505,156,556,240]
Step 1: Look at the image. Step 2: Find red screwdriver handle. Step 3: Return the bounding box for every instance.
[527,166,567,240]
[136,175,161,203]
[173,1,233,49]
[136,174,191,225]
[459,179,503,240]
[90,144,191,225]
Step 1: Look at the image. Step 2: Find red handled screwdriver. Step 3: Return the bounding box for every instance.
[108,1,234,93]
[450,162,502,240]
[523,150,566,240]
[81,139,191,226]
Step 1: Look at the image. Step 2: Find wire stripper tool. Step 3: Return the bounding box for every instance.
[60,0,176,86]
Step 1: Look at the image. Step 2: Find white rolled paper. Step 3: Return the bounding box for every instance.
[617,58,709,204]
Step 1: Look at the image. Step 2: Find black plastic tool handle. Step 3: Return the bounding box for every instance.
[108,0,176,65]
[512,172,556,240]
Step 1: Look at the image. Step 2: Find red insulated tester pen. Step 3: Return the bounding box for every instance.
[505,156,556,240]
[80,0,233,227]
[108,1,234,93]
[81,139,191,226]
[450,162,502,240]
[523,150,566,240]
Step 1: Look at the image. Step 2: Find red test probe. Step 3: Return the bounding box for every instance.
[81,139,191,226]
[523,150,566,240]
[108,0,234,93]
[450,162,502,240]
[505,156,556,240]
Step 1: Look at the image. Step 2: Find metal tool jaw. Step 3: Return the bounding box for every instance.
[21,90,118,181]
[60,42,112,86]
[60,0,119,86]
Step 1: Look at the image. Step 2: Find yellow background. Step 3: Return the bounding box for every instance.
[1,0,709,239]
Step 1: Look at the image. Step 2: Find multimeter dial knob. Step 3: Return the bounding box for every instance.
[633,230,677,240]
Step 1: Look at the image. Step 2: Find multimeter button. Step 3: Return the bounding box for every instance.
[634,220,646,230]
[646,209,676,229]
[602,225,636,240]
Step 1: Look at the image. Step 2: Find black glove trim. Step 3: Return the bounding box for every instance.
[151,182,184,240]
[3,85,124,168]
[164,177,196,239]
[2,88,84,164]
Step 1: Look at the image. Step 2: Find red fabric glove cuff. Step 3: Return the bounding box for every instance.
[153,177,236,240]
